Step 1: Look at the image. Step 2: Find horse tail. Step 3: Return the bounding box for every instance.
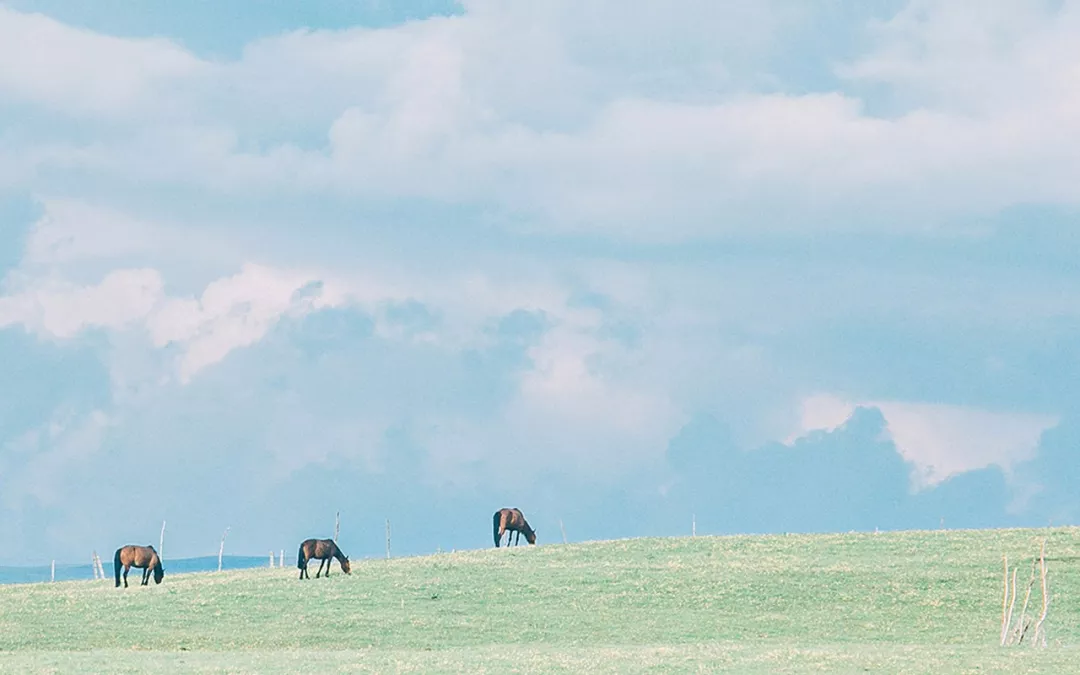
[113,548,122,587]
[296,543,306,569]
[493,511,501,547]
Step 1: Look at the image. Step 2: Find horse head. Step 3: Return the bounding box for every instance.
[526,529,537,545]
[340,556,351,574]
[153,563,165,584]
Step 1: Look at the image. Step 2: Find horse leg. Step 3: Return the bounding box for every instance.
[123,564,130,588]
[142,567,149,585]
[315,559,325,578]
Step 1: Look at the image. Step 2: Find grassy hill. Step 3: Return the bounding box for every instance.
[1,527,1078,673]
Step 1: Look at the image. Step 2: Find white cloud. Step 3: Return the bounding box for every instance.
[880,401,1056,485]
[4,3,1080,240]
[2,241,687,481]
[149,264,345,382]
[1,409,113,507]
[510,322,685,466]
[840,0,1080,114]
[417,334,686,485]
[0,268,164,338]
[4,0,1080,513]
[0,7,204,117]
[789,393,857,441]
[791,393,1059,486]
[22,198,181,266]
[0,260,341,382]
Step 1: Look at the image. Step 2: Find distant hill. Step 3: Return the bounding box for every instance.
[0,555,275,585]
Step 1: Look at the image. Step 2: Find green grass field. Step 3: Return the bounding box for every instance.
[1,527,1078,673]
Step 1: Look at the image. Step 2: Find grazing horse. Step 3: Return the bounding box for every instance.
[114,544,164,588]
[297,538,351,579]
[493,507,537,547]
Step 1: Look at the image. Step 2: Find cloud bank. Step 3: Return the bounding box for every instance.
[0,0,1078,562]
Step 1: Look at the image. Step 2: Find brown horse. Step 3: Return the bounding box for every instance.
[493,507,536,547]
[114,544,164,587]
[297,538,351,579]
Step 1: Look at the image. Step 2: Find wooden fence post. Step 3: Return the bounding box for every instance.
[279,550,285,568]
[334,512,340,543]
[385,519,391,559]
[91,552,104,581]
[51,560,55,583]
[559,519,568,544]
[1034,539,1050,647]
[692,514,696,537]
[159,520,166,560]
[218,527,230,572]
[91,552,99,580]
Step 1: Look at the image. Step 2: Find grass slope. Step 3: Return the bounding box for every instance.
[1,528,1078,673]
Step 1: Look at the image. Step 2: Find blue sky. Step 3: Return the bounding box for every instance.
[1,0,1079,564]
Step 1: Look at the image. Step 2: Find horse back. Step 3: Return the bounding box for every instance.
[317,539,338,558]
[302,538,337,559]
[117,544,157,567]
[496,508,527,530]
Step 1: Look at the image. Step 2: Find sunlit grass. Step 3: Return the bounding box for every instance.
[1,527,1078,673]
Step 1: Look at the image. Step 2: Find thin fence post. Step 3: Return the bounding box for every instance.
[279,550,285,568]
[269,551,275,567]
[385,519,391,559]
[218,527,230,572]
[334,512,340,543]
[91,552,99,580]
[51,560,55,583]
[692,514,696,537]
[559,519,568,544]
[159,520,166,560]
[1034,539,1050,647]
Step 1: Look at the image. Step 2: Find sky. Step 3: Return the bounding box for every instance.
[1,0,1079,565]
